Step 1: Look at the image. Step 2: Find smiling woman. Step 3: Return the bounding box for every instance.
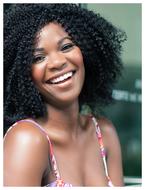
[31,23,85,108]
[4,4,126,187]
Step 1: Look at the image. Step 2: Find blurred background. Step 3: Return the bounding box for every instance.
[4,3,142,186]
[80,3,142,186]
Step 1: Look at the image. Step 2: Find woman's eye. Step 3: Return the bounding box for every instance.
[33,55,45,63]
[61,43,75,52]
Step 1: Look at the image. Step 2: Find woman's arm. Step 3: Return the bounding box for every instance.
[3,121,49,186]
[98,117,124,186]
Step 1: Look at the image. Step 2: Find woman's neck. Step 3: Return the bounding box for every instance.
[38,100,82,137]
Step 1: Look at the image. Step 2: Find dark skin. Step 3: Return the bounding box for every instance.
[4,23,124,186]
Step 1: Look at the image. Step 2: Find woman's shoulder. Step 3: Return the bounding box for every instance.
[82,114,116,138]
[96,115,117,134]
[93,115,120,151]
[4,119,50,186]
[4,119,49,151]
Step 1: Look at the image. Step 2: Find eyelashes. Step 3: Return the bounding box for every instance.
[32,55,46,63]
[61,43,75,52]
[33,43,75,64]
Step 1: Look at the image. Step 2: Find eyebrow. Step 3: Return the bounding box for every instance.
[57,36,72,45]
[33,36,72,53]
[33,48,44,53]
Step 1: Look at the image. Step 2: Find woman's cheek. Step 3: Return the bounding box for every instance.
[31,65,44,81]
[69,48,84,66]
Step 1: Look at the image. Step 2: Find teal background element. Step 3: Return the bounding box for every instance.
[81,3,141,181]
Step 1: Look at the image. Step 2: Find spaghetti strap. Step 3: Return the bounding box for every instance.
[91,116,114,186]
[4,119,61,180]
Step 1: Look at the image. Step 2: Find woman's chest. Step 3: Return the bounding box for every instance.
[46,135,108,186]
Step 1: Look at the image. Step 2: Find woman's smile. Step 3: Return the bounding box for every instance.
[31,22,85,106]
[46,70,76,85]
[44,70,77,93]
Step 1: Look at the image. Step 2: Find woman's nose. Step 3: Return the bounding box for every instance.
[47,52,67,70]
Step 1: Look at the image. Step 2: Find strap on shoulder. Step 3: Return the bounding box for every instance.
[91,116,110,177]
[4,119,61,179]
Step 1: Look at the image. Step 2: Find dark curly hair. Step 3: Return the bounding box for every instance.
[4,3,126,133]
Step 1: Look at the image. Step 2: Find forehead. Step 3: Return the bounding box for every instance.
[35,22,69,44]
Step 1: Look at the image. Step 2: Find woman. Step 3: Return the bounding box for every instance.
[4,4,126,186]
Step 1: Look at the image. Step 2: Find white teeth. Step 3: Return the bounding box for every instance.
[50,71,73,84]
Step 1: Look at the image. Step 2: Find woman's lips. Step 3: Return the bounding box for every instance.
[46,71,76,85]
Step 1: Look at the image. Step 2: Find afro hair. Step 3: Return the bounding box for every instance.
[4,4,127,133]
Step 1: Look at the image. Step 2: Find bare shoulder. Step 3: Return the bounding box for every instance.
[4,120,49,186]
[96,116,120,151]
[97,116,117,135]
[4,120,49,149]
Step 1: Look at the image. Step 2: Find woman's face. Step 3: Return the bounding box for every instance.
[31,23,85,108]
